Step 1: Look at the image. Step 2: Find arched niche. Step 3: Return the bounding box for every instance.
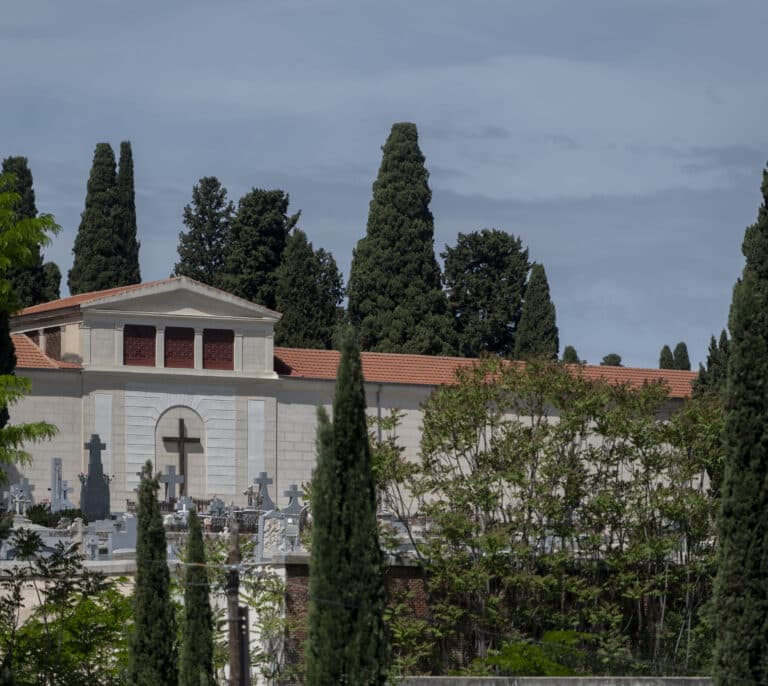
[154,406,206,499]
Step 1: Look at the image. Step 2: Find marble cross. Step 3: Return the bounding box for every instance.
[159,465,185,502]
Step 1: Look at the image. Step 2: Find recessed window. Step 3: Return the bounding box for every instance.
[164,327,194,368]
[124,325,156,366]
[44,327,61,360]
[203,329,234,370]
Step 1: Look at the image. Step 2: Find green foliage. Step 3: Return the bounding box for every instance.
[712,164,768,686]
[514,263,558,360]
[220,188,299,310]
[40,261,61,302]
[443,229,530,357]
[375,358,721,676]
[673,342,691,371]
[116,141,141,285]
[307,335,389,684]
[127,461,178,685]
[694,330,730,397]
[347,122,455,354]
[601,353,623,366]
[481,631,593,676]
[562,345,580,364]
[659,345,674,369]
[179,509,215,686]
[174,176,234,288]
[25,504,86,527]
[275,229,344,349]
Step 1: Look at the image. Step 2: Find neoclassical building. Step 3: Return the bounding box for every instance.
[7,276,697,512]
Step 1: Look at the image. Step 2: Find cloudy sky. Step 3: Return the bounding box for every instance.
[2,0,767,368]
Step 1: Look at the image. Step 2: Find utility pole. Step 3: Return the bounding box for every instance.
[227,520,244,686]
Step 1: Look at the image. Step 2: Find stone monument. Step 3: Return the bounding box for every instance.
[79,434,111,521]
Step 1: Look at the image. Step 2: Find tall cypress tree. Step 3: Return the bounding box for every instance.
[347,122,454,355]
[116,141,141,285]
[127,461,178,686]
[68,143,123,294]
[562,345,579,364]
[274,229,343,349]
[179,508,214,686]
[41,262,61,302]
[514,263,559,360]
[694,329,730,397]
[659,345,674,369]
[174,176,234,288]
[443,228,530,357]
[672,341,691,370]
[1,156,45,308]
[713,164,768,686]
[306,335,389,685]
[220,188,299,309]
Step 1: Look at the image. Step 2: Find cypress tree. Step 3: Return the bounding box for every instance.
[562,345,579,364]
[443,228,530,357]
[179,508,214,686]
[306,335,389,685]
[672,341,691,370]
[68,143,123,294]
[659,345,674,369]
[600,353,623,367]
[220,188,298,309]
[174,176,234,288]
[1,156,45,308]
[127,461,178,686]
[514,263,559,360]
[694,329,730,397]
[41,262,61,302]
[713,164,768,686]
[274,229,343,349]
[116,141,141,284]
[347,122,455,355]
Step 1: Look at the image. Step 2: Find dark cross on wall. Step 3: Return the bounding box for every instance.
[163,418,201,497]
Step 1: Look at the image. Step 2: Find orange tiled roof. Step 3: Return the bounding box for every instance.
[12,334,80,370]
[273,347,696,399]
[18,278,178,316]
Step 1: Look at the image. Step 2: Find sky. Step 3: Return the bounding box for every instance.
[2,0,767,369]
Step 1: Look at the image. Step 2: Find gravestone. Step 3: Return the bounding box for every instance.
[79,434,111,521]
[50,458,75,512]
[254,472,276,511]
[159,464,184,502]
[3,478,33,516]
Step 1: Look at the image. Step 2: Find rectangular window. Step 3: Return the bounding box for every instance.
[124,325,156,366]
[203,329,234,370]
[164,327,194,368]
[44,327,61,360]
[27,330,40,346]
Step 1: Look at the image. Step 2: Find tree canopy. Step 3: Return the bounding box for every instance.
[659,345,674,369]
[514,263,558,360]
[115,141,141,285]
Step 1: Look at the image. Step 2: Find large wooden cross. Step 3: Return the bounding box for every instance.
[162,418,200,497]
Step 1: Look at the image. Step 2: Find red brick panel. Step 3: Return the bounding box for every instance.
[124,325,156,366]
[164,326,194,368]
[203,329,234,370]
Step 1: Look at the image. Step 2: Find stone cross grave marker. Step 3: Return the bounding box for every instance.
[4,478,33,515]
[50,457,63,512]
[162,418,200,498]
[176,495,195,513]
[255,472,276,511]
[159,464,184,502]
[80,434,110,521]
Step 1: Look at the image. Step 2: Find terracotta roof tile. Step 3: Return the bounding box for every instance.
[12,334,81,370]
[273,347,696,399]
[18,278,178,316]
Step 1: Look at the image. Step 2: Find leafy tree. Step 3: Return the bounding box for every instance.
[659,345,674,369]
[306,335,389,685]
[127,461,178,685]
[116,141,141,285]
[514,263,558,360]
[347,122,454,355]
[694,329,730,397]
[179,508,214,686]
[274,229,344,349]
[600,353,622,366]
[672,341,691,371]
[174,176,234,288]
[443,229,530,357]
[68,143,123,294]
[41,262,61,302]
[562,345,580,364]
[712,164,768,686]
[220,188,299,310]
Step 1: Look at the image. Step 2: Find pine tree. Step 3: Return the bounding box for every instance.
[306,335,389,685]
[347,122,454,355]
[1,156,46,308]
[672,341,691,371]
[562,345,579,364]
[68,143,123,294]
[443,228,529,357]
[127,461,178,686]
[600,353,623,366]
[274,229,343,349]
[179,508,214,686]
[514,263,559,360]
[694,329,730,396]
[174,176,234,288]
[659,345,674,369]
[713,165,768,686]
[116,141,141,284]
[220,188,298,309]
